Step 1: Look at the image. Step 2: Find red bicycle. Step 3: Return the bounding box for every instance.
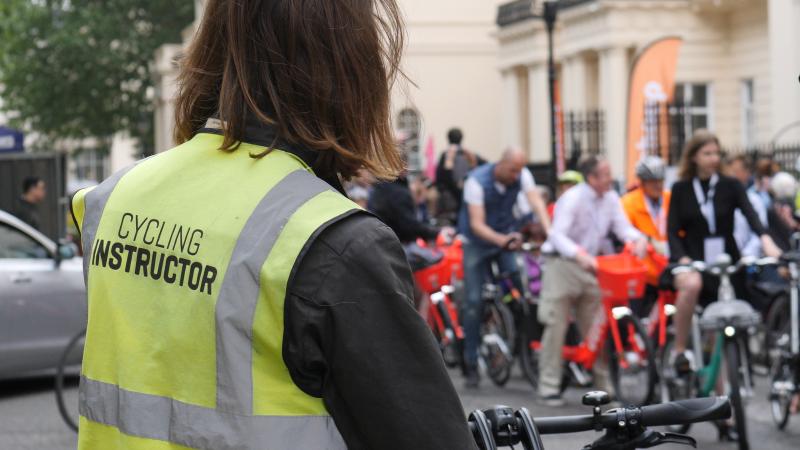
[519,248,657,405]
[413,235,465,369]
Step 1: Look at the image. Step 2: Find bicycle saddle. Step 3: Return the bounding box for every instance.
[404,243,443,272]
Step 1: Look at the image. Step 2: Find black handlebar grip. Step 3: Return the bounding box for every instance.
[534,415,596,434]
[640,397,731,427]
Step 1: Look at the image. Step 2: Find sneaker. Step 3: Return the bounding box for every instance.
[464,367,480,389]
[670,350,696,376]
[539,394,566,407]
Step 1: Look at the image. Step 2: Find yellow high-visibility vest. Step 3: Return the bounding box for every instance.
[72,132,360,450]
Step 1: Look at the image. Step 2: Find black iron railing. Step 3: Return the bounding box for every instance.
[563,109,605,169]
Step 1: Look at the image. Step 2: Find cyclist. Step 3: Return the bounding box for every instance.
[621,156,670,257]
[621,156,671,316]
[70,1,478,449]
[538,155,647,406]
[547,170,584,218]
[458,148,551,388]
[369,170,454,314]
[666,130,781,375]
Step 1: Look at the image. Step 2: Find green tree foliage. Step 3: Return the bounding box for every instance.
[0,0,194,154]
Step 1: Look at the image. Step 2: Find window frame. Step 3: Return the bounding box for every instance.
[673,82,713,137]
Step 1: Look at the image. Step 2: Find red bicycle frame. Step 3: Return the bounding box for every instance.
[413,237,465,345]
[530,296,645,372]
[646,289,677,348]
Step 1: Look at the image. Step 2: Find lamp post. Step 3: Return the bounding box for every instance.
[542,1,559,187]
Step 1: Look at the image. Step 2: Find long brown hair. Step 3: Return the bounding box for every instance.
[174,0,406,180]
[678,129,720,180]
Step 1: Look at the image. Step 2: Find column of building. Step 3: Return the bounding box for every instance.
[768,0,800,144]
[527,63,550,162]
[501,69,524,151]
[152,44,183,154]
[599,46,629,179]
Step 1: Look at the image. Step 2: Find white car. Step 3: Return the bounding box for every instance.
[0,209,86,379]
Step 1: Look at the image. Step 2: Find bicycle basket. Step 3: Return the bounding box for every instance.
[596,254,647,302]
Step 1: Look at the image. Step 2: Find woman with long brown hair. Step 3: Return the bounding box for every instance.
[666,130,780,391]
[72,1,477,449]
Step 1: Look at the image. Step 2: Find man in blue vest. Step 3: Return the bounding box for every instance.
[457,148,550,387]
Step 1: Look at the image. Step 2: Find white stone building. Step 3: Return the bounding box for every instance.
[153,0,508,170]
[497,0,800,180]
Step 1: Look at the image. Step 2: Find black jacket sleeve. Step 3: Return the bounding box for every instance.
[369,182,439,242]
[284,214,477,450]
[667,182,687,262]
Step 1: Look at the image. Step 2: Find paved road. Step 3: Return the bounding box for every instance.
[1,368,798,449]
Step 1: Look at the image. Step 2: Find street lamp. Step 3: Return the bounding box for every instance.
[542,1,559,188]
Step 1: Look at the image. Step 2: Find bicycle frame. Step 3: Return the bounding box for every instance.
[528,297,646,373]
[646,290,677,348]
[428,288,464,344]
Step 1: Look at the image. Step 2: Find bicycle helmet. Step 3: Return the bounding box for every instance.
[771,171,798,201]
[635,156,666,181]
[557,170,584,184]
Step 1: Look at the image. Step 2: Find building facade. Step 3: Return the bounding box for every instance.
[497,0,800,180]
[153,0,508,170]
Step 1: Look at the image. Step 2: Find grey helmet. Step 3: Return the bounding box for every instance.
[635,156,666,181]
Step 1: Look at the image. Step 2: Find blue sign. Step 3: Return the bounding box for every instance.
[0,126,24,153]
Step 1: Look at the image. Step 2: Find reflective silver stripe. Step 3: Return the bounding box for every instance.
[215,169,333,414]
[81,164,138,286]
[80,376,346,450]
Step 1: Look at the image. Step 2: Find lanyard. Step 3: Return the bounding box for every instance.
[693,174,719,234]
[643,195,667,238]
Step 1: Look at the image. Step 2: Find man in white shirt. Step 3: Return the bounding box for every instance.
[456,148,550,388]
[538,156,646,405]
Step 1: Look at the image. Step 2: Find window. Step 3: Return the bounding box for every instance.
[396,108,421,172]
[741,79,756,147]
[73,148,109,183]
[0,223,49,259]
[673,83,712,137]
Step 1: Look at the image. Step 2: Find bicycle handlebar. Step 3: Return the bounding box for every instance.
[640,396,731,427]
[669,255,778,277]
[469,396,730,437]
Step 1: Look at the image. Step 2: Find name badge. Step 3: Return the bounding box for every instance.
[704,237,725,265]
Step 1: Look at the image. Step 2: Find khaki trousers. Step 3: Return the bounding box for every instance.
[537,256,609,397]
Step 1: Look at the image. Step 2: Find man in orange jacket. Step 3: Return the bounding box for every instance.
[621,156,671,285]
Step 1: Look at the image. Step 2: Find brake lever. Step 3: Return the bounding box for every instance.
[629,430,697,449]
[585,429,697,450]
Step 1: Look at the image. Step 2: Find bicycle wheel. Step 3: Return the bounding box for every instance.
[725,337,749,450]
[433,299,463,369]
[443,338,465,369]
[519,332,539,389]
[765,296,790,367]
[768,353,793,430]
[480,301,515,387]
[607,314,656,406]
[55,329,86,433]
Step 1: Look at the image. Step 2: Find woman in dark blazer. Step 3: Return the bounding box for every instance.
[667,130,781,373]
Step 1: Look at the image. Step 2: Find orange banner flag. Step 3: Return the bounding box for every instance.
[625,37,683,183]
